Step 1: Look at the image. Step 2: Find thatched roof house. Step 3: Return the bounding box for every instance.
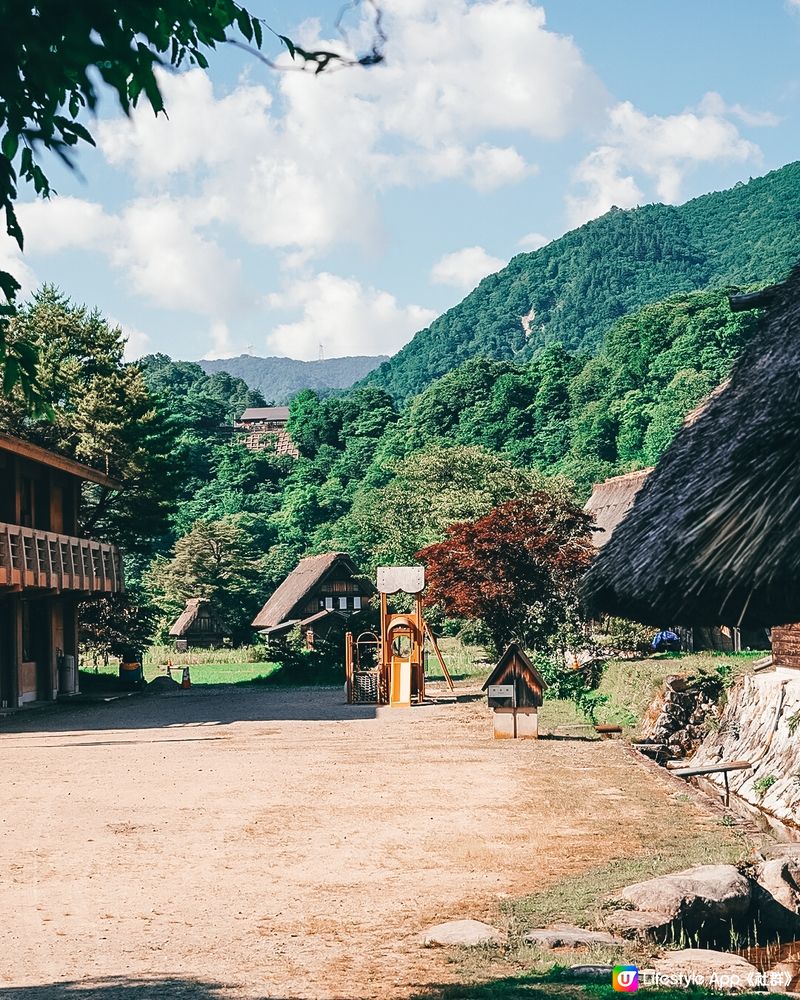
[584,268,800,627]
[168,598,231,647]
[252,552,373,639]
[584,469,652,548]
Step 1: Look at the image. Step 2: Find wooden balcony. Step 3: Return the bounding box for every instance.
[0,522,124,595]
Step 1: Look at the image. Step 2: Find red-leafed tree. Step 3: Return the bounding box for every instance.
[417,493,594,653]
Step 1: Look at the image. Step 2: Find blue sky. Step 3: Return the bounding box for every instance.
[3,0,800,363]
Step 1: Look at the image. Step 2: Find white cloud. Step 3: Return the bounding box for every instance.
[203,321,236,360]
[18,195,245,321]
[108,317,152,362]
[430,246,506,290]
[94,1,602,260]
[266,272,437,359]
[18,197,116,253]
[566,146,644,226]
[697,91,780,128]
[517,231,550,251]
[566,97,762,225]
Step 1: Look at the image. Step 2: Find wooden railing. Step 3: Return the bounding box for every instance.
[0,522,124,594]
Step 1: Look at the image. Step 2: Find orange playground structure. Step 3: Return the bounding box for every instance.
[345,566,454,706]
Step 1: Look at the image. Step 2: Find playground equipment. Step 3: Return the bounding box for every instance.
[345,566,454,706]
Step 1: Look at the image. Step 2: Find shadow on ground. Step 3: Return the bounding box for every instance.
[0,977,368,1000]
[0,977,785,1000]
[0,685,377,735]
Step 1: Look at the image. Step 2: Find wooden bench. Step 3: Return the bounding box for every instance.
[670,760,752,805]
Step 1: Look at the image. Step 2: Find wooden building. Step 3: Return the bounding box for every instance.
[0,432,124,708]
[584,468,653,548]
[234,407,299,458]
[769,624,800,673]
[252,552,372,643]
[584,470,769,653]
[482,643,546,739]
[168,598,231,648]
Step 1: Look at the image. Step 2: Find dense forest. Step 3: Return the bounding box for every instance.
[2,278,762,651]
[197,353,387,403]
[0,157,783,657]
[363,161,800,400]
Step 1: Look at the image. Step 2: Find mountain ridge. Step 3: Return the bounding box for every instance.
[361,161,800,400]
[196,353,388,403]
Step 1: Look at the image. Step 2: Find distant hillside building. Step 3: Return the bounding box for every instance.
[234,407,299,458]
[252,552,373,645]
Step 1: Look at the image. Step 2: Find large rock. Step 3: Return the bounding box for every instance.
[604,909,674,940]
[607,865,751,944]
[420,919,505,948]
[752,858,800,935]
[523,924,621,948]
[618,864,751,921]
[650,949,761,992]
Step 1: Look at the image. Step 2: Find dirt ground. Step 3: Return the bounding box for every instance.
[0,685,721,1000]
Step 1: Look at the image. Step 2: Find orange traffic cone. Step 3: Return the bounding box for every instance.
[181,666,191,689]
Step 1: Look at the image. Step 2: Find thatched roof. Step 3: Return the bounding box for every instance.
[251,552,361,629]
[584,469,652,548]
[583,268,800,627]
[168,598,230,638]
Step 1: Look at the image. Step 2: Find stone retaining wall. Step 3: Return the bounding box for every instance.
[691,671,800,828]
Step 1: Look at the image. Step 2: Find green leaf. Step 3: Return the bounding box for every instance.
[3,356,20,394]
[1,132,19,161]
[253,17,263,48]
[236,8,253,42]
[279,34,296,59]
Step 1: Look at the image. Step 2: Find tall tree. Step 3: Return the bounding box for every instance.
[418,494,593,653]
[1,287,176,553]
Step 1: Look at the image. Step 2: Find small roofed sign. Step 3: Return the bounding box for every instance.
[376,565,425,595]
[482,643,546,740]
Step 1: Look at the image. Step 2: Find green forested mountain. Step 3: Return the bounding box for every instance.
[0,280,763,647]
[363,161,800,400]
[353,287,761,502]
[197,353,388,403]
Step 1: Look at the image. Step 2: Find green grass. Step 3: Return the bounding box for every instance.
[592,651,762,734]
[143,643,269,665]
[427,637,493,682]
[79,660,281,689]
[539,698,592,733]
[147,662,280,685]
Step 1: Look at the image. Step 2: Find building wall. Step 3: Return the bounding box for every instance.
[771,623,800,670]
[299,570,371,617]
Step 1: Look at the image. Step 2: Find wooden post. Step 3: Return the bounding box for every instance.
[345,631,353,703]
[423,623,455,691]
